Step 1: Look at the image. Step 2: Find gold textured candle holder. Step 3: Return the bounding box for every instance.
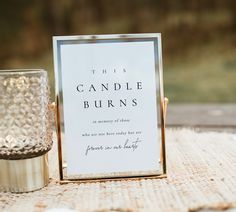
[0,69,53,192]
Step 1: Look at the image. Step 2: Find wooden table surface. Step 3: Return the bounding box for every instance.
[167,104,236,132]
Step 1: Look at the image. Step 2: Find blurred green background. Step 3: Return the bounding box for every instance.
[0,0,236,102]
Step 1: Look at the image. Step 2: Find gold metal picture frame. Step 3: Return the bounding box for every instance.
[53,33,168,183]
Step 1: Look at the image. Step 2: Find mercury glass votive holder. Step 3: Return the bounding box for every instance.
[0,69,53,192]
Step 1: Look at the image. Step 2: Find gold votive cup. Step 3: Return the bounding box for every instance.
[0,69,53,192]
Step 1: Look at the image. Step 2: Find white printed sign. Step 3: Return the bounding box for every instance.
[53,34,165,180]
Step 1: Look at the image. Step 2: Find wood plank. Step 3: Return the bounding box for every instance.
[166,104,236,128]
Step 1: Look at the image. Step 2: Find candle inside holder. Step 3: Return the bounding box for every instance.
[0,69,53,192]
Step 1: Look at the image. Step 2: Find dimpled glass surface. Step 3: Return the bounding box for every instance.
[0,70,52,159]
